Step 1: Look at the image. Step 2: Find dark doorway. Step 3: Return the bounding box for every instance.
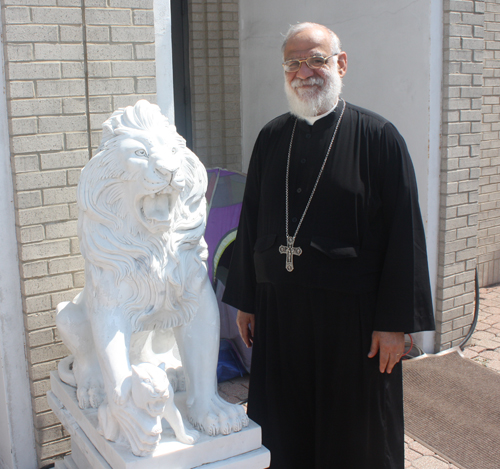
[170,0,193,149]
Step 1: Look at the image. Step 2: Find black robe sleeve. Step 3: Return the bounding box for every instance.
[221,131,263,314]
[373,122,435,333]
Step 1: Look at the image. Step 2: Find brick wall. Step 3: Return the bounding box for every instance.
[188,0,241,170]
[1,0,156,464]
[435,0,484,351]
[478,0,500,287]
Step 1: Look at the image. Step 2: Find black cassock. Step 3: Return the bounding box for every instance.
[222,101,435,469]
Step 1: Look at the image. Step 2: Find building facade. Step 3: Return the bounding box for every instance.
[0,0,499,466]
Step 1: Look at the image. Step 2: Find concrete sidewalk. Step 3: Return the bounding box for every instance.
[217,284,500,468]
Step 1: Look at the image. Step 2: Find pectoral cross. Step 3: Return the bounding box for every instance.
[279,236,302,272]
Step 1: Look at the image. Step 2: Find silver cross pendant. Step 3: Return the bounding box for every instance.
[279,236,302,272]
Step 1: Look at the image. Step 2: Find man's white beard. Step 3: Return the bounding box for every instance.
[284,68,342,119]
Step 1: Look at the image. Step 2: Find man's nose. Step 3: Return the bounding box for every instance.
[296,61,314,79]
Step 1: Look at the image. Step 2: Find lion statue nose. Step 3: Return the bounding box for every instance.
[154,159,180,181]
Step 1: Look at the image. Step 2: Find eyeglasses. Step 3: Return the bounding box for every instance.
[282,54,338,73]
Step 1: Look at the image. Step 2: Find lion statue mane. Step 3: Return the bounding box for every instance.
[56,100,248,456]
[77,100,207,331]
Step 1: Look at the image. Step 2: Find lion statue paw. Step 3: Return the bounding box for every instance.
[188,394,249,436]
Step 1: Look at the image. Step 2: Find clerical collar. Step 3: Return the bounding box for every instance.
[300,99,339,125]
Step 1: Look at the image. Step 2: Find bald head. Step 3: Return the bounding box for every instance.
[282,23,341,58]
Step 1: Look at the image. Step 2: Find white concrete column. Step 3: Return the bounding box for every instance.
[417,0,443,353]
[154,0,175,124]
[0,5,38,468]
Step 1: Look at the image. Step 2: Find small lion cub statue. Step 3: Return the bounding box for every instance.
[56,100,248,456]
[99,363,199,455]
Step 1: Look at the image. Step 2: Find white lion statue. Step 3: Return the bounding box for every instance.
[56,100,248,456]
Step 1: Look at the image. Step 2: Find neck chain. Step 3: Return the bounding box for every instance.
[279,99,346,272]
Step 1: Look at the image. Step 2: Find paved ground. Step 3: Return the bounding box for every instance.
[218,284,500,468]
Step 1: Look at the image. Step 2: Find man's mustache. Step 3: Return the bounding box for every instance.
[290,77,325,88]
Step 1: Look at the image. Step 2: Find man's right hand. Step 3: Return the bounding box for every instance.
[236,310,255,348]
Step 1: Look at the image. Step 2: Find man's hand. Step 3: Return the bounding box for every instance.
[236,310,255,348]
[368,331,405,374]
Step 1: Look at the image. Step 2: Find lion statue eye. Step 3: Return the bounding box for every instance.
[135,149,148,157]
[171,147,177,154]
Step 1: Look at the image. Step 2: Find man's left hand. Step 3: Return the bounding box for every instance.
[368,331,405,374]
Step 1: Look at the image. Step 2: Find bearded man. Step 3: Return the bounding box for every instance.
[222,22,435,468]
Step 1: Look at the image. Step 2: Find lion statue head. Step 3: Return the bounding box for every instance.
[77,100,209,331]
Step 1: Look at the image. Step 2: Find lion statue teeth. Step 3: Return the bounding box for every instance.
[55,100,249,455]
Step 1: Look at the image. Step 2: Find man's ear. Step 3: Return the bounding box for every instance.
[337,52,348,77]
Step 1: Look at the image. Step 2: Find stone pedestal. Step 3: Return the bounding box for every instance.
[48,372,270,469]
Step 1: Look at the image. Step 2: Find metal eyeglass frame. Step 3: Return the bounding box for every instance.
[282,54,338,73]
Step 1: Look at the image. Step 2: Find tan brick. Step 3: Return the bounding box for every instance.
[21,239,71,261]
[73,271,85,288]
[24,273,73,295]
[31,7,82,24]
[48,255,84,274]
[26,310,55,330]
[61,62,84,78]
[111,61,155,77]
[6,44,33,62]
[70,236,80,255]
[111,26,154,43]
[5,24,58,42]
[68,203,78,220]
[109,0,153,7]
[16,170,66,191]
[10,98,62,117]
[85,8,131,25]
[136,77,156,94]
[30,361,58,381]
[38,115,87,133]
[37,437,71,463]
[13,134,64,154]
[41,150,89,170]
[59,25,83,42]
[34,424,63,444]
[22,260,49,282]
[88,63,111,79]
[62,97,85,114]
[43,187,77,205]
[135,43,155,59]
[4,6,31,23]
[88,78,135,95]
[86,25,110,42]
[37,79,85,98]
[17,190,42,209]
[30,343,69,364]
[28,329,53,348]
[51,288,81,308]
[8,62,60,80]
[45,220,78,239]
[65,132,88,149]
[34,43,84,60]
[34,410,60,431]
[11,117,38,135]
[87,44,133,61]
[33,395,50,413]
[112,94,156,109]
[13,155,39,173]
[20,225,45,244]
[67,169,82,185]
[9,81,35,99]
[133,9,154,25]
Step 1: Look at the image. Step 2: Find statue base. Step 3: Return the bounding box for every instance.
[48,372,270,469]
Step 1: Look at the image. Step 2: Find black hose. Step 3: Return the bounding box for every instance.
[459,267,480,351]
